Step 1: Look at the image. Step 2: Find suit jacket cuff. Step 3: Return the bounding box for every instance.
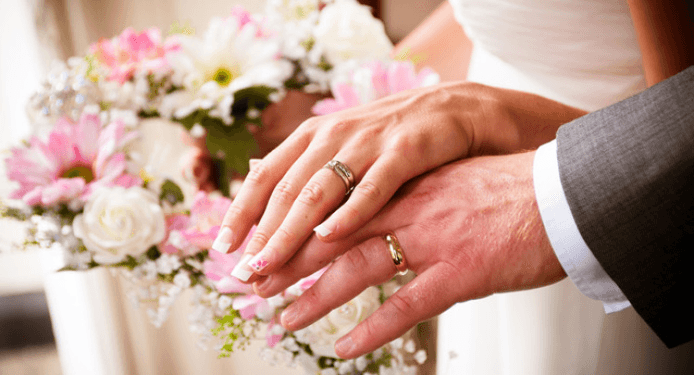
[533,140,631,313]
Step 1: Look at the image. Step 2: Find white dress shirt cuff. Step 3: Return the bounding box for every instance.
[533,140,631,314]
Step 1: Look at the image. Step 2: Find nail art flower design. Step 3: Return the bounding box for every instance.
[251,258,269,271]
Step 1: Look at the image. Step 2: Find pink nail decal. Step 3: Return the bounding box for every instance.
[250,257,269,271]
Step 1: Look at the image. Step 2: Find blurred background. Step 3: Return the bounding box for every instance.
[0,0,443,374]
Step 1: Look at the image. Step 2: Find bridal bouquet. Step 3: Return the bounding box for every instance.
[2,1,437,374]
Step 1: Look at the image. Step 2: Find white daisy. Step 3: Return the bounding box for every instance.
[166,16,292,124]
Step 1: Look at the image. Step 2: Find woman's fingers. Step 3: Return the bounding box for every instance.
[227,146,333,279]
[241,166,347,277]
[212,133,310,255]
[314,152,416,241]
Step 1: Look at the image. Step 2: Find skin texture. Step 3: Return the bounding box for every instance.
[217,83,585,281]
[250,152,567,359]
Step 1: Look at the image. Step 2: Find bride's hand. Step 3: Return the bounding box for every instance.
[214,82,585,281]
[254,90,326,156]
[252,153,567,358]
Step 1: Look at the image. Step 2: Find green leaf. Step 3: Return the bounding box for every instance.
[204,117,257,196]
[0,204,27,221]
[230,86,275,119]
[111,255,138,270]
[146,246,161,261]
[160,179,185,205]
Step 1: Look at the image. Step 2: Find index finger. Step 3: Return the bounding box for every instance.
[211,131,310,254]
[333,263,461,359]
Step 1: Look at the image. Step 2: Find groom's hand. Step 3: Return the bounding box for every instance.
[252,151,568,359]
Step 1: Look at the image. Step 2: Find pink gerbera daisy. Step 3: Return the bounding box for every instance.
[5,113,141,208]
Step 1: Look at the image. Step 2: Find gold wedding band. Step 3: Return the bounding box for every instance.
[383,232,408,275]
[323,160,355,195]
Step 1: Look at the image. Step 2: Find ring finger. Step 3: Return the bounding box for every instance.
[242,149,375,277]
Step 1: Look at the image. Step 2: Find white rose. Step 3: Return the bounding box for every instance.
[313,0,393,66]
[303,286,381,358]
[73,186,166,264]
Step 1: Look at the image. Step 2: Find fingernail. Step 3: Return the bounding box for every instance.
[247,250,271,273]
[281,305,298,328]
[231,254,254,281]
[314,223,333,238]
[249,158,261,170]
[335,336,355,358]
[211,227,233,253]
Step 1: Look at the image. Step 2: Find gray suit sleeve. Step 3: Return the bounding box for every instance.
[556,66,694,348]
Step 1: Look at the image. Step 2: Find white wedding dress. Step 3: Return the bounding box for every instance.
[438,1,694,374]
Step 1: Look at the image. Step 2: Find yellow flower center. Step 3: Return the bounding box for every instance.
[62,165,94,183]
[211,66,239,87]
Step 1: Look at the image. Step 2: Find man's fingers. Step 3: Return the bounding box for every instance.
[334,263,461,359]
[279,235,398,331]
[253,235,350,298]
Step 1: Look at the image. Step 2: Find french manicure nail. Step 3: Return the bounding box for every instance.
[314,223,333,237]
[211,227,233,253]
[231,254,254,281]
[247,250,271,272]
[249,158,261,170]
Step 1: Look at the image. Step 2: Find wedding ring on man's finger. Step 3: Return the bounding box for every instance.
[323,160,355,195]
[383,232,408,275]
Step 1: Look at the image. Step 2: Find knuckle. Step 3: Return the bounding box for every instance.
[297,181,325,206]
[300,282,321,306]
[343,244,371,276]
[274,226,298,246]
[249,230,271,249]
[271,180,299,204]
[353,127,381,145]
[358,315,380,341]
[245,162,272,184]
[384,292,417,318]
[389,135,430,161]
[324,120,350,139]
[224,203,246,221]
[339,203,367,227]
[353,180,383,204]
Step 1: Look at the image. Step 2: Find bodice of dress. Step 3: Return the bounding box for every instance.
[448,0,646,110]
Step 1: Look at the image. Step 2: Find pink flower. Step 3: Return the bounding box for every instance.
[233,294,272,320]
[266,319,283,348]
[312,60,440,115]
[90,27,180,84]
[162,192,232,256]
[5,113,141,207]
[230,6,253,30]
[229,6,271,38]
